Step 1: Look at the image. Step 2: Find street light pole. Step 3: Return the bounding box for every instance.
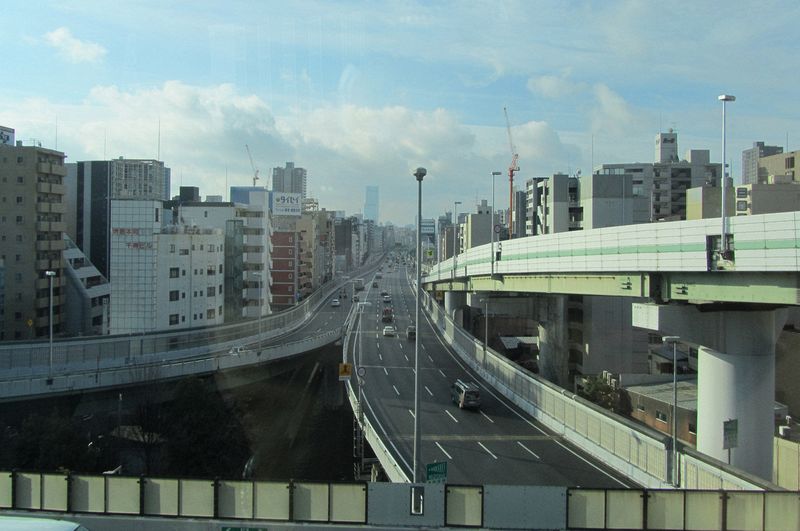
[412,167,427,483]
[663,335,680,487]
[254,272,263,355]
[718,94,735,255]
[452,200,461,278]
[45,270,56,385]
[490,171,501,277]
[356,301,371,420]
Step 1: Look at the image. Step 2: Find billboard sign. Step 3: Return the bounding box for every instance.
[270,192,302,216]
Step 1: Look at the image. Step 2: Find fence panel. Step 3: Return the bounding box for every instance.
[292,482,329,522]
[0,471,11,508]
[254,481,290,521]
[179,479,214,517]
[218,480,253,519]
[329,483,366,524]
[568,489,605,529]
[143,478,178,516]
[15,472,41,509]
[42,473,68,512]
[105,476,139,514]
[445,486,483,527]
[684,491,722,531]
[646,490,685,530]
[606,490,643,529]
[764,491,800,531]
[70,475,105,513]
[726,491,764,531]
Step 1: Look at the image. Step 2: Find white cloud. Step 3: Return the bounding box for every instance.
[590,83,635,136]
[527,72,587,99]
[44,27,107,63]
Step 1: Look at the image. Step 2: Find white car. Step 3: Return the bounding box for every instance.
[382,326,397,337]
[331,298,340,307]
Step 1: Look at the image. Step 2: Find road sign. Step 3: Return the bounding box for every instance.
[338,363,352,381]
[494,224,501,234]
[426,249,434,258]
[426,461,447,483]
[723,419,738,450]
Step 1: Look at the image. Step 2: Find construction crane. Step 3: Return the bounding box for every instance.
[504,107,519,239]
[245,144,259,187]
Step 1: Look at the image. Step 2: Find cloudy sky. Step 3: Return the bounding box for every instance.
[2,1,798,225]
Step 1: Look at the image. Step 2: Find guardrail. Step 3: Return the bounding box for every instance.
[419,288,776,491]
[1,470,797,530]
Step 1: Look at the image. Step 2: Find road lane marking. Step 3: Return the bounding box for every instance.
[408,409,415,419]
[393,385,400,396]
[421,344,426,350]
[480,411,494,424]
[435,442,452,460]
[438,369,447,378]
[404,354,409,362]
[478,442,497,459]
[424,386,433,397]
[445,410,459,423]
[427,355,433,363]
[399,343,403,349]
[517,441,540,459]
[383,367,388,375]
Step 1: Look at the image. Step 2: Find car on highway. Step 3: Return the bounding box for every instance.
[382,325,396,337]
[331,298,340,307]
[406,325,416,341]
[353,295,360,302]
[451,379,481,410]
[383,295,391,303]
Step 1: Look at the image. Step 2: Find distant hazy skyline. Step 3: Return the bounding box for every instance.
[1,1,798,224]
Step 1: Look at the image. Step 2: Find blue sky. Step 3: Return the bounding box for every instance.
[2,1,798,225]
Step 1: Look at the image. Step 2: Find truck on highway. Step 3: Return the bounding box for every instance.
[353,278,364,291]
[382,307,393,323]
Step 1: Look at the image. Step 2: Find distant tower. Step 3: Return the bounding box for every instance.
[655,129,679,163]
[364,185,379,222]
[272,162,307,199]
[742,141,783,185]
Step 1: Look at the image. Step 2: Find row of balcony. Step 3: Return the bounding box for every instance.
[36,181,66,195]
[37,162,67,176]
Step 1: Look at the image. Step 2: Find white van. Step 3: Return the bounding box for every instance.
[0,516,89,531]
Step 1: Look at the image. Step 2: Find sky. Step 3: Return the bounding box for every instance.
[1,1,798,226]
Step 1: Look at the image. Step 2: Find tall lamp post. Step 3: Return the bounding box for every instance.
[662,335,680,487]
[356,301,372,420]
[490,171,501,276]
[452,200,461,278]
[45,270,56,385]
[412,166,427,483]
[253,272,263,355]
[718,94,735,256]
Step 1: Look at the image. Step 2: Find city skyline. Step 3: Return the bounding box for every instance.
[1,1,798,224]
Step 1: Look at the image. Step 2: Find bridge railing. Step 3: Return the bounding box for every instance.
[1,469,797,530]
[420,288,775,491]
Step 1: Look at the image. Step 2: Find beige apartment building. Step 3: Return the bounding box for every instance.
[0,138,67,340]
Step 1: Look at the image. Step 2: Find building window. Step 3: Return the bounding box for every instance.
[15,196,23,204]
[169,267,179,278]
[15,216,23,224]
[155,208,159,222]
[169,314,179,325]
[17,156,23,163]
[655,410,668,423]
[736,200,748,211]
[15,235,22,242]
[169,290,179,301]
[207,286,215,297]
[14,312,22,320]
[179,249,189,255]
[170,244,176,253]
[207,308,216,319]
[16,176,23,183]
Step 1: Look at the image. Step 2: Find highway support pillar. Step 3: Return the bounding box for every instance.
[535,294,569,388]
[444,291,467,325]
[634,302,787,480]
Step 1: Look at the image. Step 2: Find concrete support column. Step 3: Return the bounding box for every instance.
[633,303,787,479]
[536,295,569,387]
[444,291,467,324]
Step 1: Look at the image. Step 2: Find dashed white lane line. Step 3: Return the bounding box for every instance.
[517,441,540,459]
[445,410,459,423]
[408,409,415,419]
[393,385,400,396]
[404,354,409,362]
[383,367,388,376]
[427,355,434,363]
[436,442,452,460]
[378,353,383,361]
[480,411,495,424]
[478,442,498,460]
[424,386,433,397]
[438,369,447,378]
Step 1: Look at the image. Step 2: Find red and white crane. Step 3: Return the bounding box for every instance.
[504,107,519,239]
[245,144,260,187]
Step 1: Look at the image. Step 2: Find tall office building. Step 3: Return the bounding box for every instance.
[0,133,67,340]
[272,162,307,199]
[364,185,379,222]
[65,158,171,279]
[742,142,783,185]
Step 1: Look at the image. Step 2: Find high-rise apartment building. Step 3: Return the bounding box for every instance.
[65,158,171,279]
[272,162,307,199]
[0,134,67,340]
[742,142,783,185]
[759,149,800,184]
[364,185,379,222]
